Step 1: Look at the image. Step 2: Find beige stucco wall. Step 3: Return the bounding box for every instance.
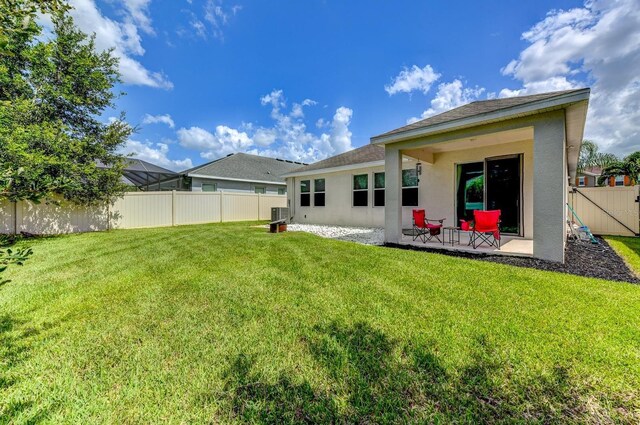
[287,159,420,228]
[418,139,534,238]
[287,139,534,236]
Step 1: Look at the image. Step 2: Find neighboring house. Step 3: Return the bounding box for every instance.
[575,167,635,187]
[149,153,305,194]
[575,167,601,187]
[283,88,591,263]
[98,158,178,190]
[602,174,634,187]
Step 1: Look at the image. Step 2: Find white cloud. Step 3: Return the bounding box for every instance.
[500,0,640,153]
[177,90,353,163]
[408,80,485,123]
[63,0,172,89]
[184,0,242,40]
[121,0,154,35]
[328,106,353,154]
[142,113,175,128]
[121,140,193,171]
[177,125,253,159]
[253,128,277,146]
[385,65,441,95]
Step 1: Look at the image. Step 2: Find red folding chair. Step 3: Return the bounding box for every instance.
[471,210,501,249]
[412,209,445,244]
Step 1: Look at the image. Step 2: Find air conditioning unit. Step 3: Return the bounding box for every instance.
[271,207,289,222]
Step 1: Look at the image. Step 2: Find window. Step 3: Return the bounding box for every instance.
[300,180,310,206]
[314,178,325,207]
[254,186,266,194]
[278,187,286,195]
[402,169,418,206]
[578,176,586,187]
[353,174,368,206]
[374,172,385,207]
[615,175,625,186]
[202,183,217,192]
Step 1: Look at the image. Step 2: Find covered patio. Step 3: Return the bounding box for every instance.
[399,231,533,257]
[372,89,590,263]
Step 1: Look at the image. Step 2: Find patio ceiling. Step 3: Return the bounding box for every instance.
[401,127,534,163]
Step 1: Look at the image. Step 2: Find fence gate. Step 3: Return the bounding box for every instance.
[568,186,640,236]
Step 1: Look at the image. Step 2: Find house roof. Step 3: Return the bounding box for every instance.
[182,152,306,184]
[580,166,602,177]
[283,89,591,179]
[98,158,177,188]
[371,89,589,143]
[281,144,385,177]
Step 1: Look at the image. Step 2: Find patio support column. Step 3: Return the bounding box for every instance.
[384,146,403,244]
[533,111,566,263]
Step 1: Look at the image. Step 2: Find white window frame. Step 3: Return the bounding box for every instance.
[352,174,369,207]
[254,186,266,194]
[401,169,419,207]
[578,176,586,187]
[278,187,286,195]
[373,171,385,207]
[300,180,311,207]
[313,178,325,207]
[202,183,217,192]
[615,175,624,186]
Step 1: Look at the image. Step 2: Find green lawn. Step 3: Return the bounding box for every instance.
[606,236,640,277]
[1,223,639,423]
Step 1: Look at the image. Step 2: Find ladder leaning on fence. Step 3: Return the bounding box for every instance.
[567,202,598,244]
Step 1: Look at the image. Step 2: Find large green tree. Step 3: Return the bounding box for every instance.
[0,1,132,205]
[598,152,640,186]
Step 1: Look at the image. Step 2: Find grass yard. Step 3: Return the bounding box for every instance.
[606,236,640,277]
[1,222,639,423]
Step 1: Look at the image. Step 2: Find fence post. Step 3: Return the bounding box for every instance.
[219,191,224,223]
[12,201,18,235]
[171,190,176,226]
[258,193,261,220]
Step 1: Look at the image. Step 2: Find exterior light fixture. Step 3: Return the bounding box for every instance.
[416,162,422,176]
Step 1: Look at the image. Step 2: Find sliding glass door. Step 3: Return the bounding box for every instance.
[456,155,522,235]
[486,156,521,235]
[456,162,484,223]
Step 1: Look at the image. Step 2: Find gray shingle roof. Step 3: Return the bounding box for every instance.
[372,89,587,140]
[183,153,306,183]
[284,144,385,174]
[98,158,177,188]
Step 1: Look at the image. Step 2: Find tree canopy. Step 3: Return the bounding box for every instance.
[577,140,617,173]
[0,1,132,205]
[598,152,640,186]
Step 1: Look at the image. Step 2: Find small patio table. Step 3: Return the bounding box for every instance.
[443,226,461,246]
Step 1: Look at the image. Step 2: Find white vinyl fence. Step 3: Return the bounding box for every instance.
[568,186,639,236]
[0,191,287,235]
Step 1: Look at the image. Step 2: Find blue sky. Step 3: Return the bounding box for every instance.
[60,0,640,170]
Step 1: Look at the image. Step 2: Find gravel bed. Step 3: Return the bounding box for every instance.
[286,224,384,245]
[484,237,639,283]
[387,237,639,284]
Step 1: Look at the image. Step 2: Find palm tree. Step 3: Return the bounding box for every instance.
[598,152,640,186]
[577,140,618,173]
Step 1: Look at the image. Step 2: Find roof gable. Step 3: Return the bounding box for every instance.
[282,144,385,176]
[372,89,589,141]
[183,153,306,183]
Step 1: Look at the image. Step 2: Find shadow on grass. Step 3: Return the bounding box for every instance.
[0,314,54,422]
[221,322,606,423]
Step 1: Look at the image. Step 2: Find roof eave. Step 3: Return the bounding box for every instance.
[370,88,591,145]
[186,173,286,185]
[281,160,386,178]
